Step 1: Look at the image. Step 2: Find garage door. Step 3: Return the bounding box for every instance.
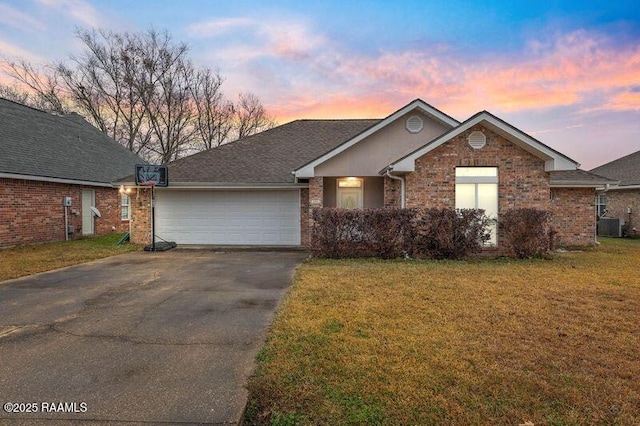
[155,190,300,245]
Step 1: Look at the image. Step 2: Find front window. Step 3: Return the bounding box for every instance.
[455,167,498,245]
[336,177,364,209]
[121,194,131,220]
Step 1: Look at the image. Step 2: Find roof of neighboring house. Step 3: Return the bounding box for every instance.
[0,97,142,185]
[590,150,640,186]
[130,119,380,185]
[549,169,618,187]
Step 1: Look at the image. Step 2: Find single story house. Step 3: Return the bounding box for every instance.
[591,150,640,237]
[0,97,142,248]
[123,99,613,249]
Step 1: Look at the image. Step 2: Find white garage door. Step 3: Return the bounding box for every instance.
[155,190,301,245]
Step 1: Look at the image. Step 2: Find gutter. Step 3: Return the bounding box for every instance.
[385,167,406,208]
[1,172,113,188]
[603,184,640,191]
[113,181,309,190]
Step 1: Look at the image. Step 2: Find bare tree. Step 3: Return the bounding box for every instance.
[3,60,67,113]
[2,27,276,162]
[234,92,276,139]
[0,84,29,105]
[190,69,234,151]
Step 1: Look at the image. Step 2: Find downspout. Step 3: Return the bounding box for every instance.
[385,167,406,208]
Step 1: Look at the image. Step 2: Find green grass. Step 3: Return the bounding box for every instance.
[245,238,640,425]
[0,233,141,282]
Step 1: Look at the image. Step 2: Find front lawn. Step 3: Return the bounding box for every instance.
[0,233,141,282]
[246,238,640,425]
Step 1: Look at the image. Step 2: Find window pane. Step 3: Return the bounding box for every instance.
[337,178,362,188]
[477,184,498,218]
[455,184,476,209]
[455,167,498,177]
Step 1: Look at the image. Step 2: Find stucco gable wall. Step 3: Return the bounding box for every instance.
[314,111,450,177]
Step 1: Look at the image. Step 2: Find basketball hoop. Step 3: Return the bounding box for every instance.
[137,181,156,188]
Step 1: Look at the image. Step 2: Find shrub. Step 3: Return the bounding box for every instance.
[310,208,415,259]
[410,208,491,259]
[500,208,552,259]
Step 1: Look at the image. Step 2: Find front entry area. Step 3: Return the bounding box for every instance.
[154,189,301,245]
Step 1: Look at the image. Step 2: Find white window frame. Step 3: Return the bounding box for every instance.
[121,193,131,221]
[596,193,607,218]
[455,167,498,246]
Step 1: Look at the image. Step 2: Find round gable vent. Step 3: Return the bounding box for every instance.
[468,131,486,149]
[406,115,423,134]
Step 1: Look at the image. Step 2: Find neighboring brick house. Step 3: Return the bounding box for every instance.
[0,98,143,248]
[591,150,640,237]
[121,99,612,249]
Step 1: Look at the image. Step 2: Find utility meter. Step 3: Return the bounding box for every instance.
[63,196,72,206]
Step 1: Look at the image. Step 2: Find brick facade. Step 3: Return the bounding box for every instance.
[301,125,596,248]
[0,178,128,248]
[599,189,640,235]
[129,187,152,245]
[399,125,595,247]
[384,176,401,208]
[551,188,597,246]
[300,188,310,246]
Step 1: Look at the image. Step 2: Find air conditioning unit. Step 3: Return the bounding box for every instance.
[598,218,621,237]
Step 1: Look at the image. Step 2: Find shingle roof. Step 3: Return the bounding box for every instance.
[590,150,640,186]
[140,119,380,184]
[549,169,618,186]
[0,98,143,183]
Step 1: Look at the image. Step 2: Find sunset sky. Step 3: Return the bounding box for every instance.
[1,0,639,169]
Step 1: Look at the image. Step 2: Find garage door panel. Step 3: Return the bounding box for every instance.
[155,190,300,245]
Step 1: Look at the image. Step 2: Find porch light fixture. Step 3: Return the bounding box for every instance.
[119,185,132,194]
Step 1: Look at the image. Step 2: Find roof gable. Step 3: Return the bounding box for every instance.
[294,99,459,178]
[389,111,579,173]
[0,98,143,184]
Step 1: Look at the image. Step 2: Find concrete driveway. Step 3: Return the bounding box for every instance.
[0,250,306,425]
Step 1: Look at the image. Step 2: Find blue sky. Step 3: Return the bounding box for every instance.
[1,0,639,169]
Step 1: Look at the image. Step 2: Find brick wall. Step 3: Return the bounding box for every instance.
[599,189,640,234]
[551,188,596,246]
[300,188,310,246]
[0,178,127,248]
[403,124,595,247]
[384,176,401,208]
[129,187,152,245]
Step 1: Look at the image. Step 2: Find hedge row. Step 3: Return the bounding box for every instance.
[310,207,553,259]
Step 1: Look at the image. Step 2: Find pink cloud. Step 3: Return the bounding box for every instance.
[604,91,640,111]
[249,29,640,123]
